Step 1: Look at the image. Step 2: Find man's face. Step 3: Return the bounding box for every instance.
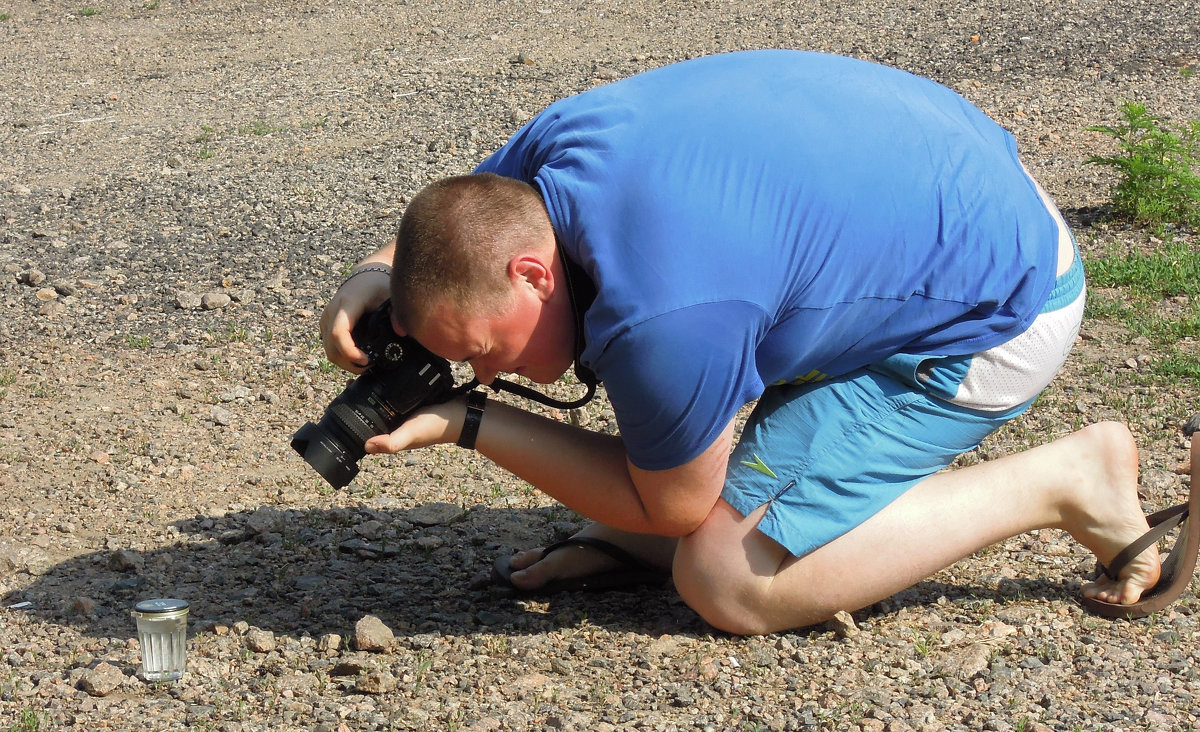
[401,285,575,387]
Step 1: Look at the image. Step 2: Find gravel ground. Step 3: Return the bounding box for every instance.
[2,1,1200,730]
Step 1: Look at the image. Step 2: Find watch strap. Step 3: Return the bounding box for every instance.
[456,390,487,449]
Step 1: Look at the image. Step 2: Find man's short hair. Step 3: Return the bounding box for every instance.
[391,173,548,330]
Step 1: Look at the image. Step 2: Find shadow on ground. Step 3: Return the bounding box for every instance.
[3,504,1080,643]
[3,504,702,642]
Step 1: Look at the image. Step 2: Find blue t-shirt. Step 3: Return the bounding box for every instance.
[476,50,1058,471]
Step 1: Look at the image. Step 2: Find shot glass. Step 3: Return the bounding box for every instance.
[131,598,189,681]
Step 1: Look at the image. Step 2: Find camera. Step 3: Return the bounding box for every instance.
[291,301,456,488]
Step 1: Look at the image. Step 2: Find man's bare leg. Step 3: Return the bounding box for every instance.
[671,421,1161,634]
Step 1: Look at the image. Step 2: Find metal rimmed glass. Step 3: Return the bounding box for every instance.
[131,598,189,681]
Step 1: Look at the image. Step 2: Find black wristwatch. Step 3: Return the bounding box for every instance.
[456,390,487,450]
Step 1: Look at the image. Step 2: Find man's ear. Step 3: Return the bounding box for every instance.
[508,254,554,300]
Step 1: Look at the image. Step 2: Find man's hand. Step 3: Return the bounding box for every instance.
[319,268,391,373]
[363,396,465,454]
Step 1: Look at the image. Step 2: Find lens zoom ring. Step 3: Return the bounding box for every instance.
[330,403,381,445]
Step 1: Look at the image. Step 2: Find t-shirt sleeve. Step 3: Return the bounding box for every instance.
[594,301,768,471]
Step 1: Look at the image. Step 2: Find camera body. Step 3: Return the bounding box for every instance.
[291,302,455,488]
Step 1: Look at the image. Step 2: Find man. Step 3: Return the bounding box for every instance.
[321,50,1187,634]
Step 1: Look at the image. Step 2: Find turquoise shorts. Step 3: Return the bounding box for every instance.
[721,253,1085,557]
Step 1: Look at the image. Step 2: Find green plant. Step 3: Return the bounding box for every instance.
[126,333,153,349]
[242,120,284,136]
[9,709,47,732]
[192,124,215,143]
[77,6,100,16]
[223,322,249,342]
[414,652,433,692]
[1087,101,1200,228]
[910,629,935,658]
[0,13,13,20]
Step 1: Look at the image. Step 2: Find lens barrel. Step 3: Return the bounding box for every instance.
[290,420,360,489]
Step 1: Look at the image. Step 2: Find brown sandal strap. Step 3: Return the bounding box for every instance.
[1100,504,1189,581]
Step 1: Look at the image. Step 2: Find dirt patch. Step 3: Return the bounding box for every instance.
[1,1,1199,730]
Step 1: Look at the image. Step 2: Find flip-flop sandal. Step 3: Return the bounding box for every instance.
[491,535,671,594]
[1082,432,1200,619]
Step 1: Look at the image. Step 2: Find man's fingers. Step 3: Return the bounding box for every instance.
[323,310,369,373]
[332,329,368,372]
[365,432,404,455]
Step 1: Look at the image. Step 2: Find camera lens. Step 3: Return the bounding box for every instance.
[290,420,361,489]
[292,301,455,488]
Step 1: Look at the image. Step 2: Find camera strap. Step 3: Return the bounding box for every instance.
[455,240,599,411]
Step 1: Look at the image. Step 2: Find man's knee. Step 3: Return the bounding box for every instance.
[673,528,839,635]
[672,538,784,636]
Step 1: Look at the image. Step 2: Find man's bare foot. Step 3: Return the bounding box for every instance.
[1061,422,1161,605]
[503,524,676,592]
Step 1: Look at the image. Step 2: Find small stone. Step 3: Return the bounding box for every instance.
[318,633,341,652]
[415,535,443,550]
[70,596,98,617]
[355,670,396,694]
[825,610,858,638]
[935,643,992,680]
[201,292,231,310]
[19,268,45,285]
[330,655,373,676]
[476,610,506,626]
[1183,415,1200,437]
[245,629,276,653]
[245,506,280,534]
[355,614,394,651]
[79,662,125,696]
[211,405,233,426]
[35,287,58,301]
[337,538,399,558]
[407,502,464,526]
[354,519,384,539]
[108,548,141,572]
[37,301,67,317]
[175,291,202,309]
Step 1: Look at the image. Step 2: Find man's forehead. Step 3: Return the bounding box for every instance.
[408,300,479,359]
